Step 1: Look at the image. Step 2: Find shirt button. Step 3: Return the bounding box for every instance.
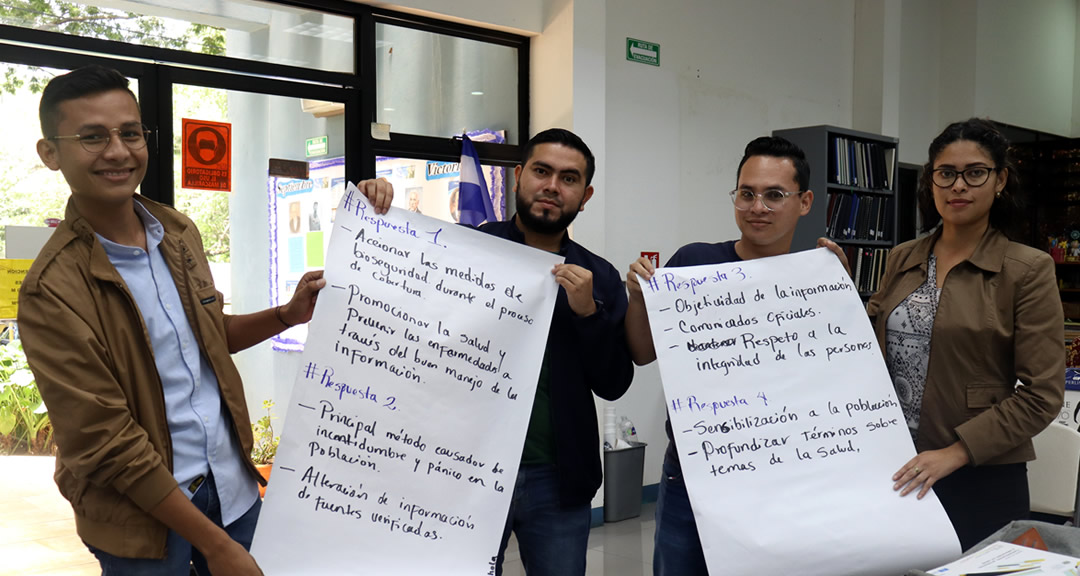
[132,250,140,256]
[203,417,210,424]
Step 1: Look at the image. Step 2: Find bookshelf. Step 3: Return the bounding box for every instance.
[773,125,900,298]
[1010,136,1080,321]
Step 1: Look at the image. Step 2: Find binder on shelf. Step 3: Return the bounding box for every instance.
[854,249,864,289]
[846,195,859,239]
[772,125,900,295]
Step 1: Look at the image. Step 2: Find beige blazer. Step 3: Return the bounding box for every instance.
[868,227,1064,466]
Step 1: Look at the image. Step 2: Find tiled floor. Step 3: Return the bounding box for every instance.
[500,506,655,576]
[0,455,655,575]
[0,456,98,576]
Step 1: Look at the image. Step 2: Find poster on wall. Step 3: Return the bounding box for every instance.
[270,131,508,352]
[181,118,232,192]
[270,156,345,351]
[0,259,33,319]
[378,129,507,223]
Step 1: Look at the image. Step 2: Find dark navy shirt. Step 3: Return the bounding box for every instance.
[478,218,635,506]
[662,240,741,469]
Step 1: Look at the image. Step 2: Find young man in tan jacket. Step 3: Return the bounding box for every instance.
[18,65,391,575]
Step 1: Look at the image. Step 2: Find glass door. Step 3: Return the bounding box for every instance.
[0,63,143,259]
[169,75,348,413]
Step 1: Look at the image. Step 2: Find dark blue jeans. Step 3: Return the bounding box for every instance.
[495,464,591,576]
[88,474,261,576]
[653,451,709,576]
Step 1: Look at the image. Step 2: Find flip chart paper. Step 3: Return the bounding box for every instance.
[252,183,562,574]
[640,248,960,575]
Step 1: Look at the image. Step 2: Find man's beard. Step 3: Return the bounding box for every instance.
[516,189,581,235]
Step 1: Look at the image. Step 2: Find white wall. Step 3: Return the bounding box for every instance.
[927,0,1079,139]
[531,0,574,133]
[853,0,901,137]
[853,0,885,134]
[974,0,1076,137]
[898,0,941,164]
[570,0,608,260]
[937,0,980,128]
[601,0,857,488]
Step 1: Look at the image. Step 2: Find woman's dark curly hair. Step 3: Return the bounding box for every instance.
[917,118,1022,237]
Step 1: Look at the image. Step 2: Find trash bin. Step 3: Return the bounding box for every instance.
[603,441,646,522]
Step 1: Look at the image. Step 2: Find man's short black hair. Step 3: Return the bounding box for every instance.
[39,65,138,138]
[736,136,811,191]
[521,128,596,186]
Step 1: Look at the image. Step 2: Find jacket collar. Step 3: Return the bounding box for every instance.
[63,195,189,282]
[896,226,1009,274]
[64,195,188,235]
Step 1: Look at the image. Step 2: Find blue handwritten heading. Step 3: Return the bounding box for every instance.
[647,266,748,295]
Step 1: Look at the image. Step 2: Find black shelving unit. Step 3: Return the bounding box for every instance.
[773,125,899,298]
[1012,137,1080,320]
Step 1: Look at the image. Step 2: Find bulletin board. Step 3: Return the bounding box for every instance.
[269,156,345,351]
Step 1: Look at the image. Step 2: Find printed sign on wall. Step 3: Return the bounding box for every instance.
[182,118,232,192]
[0,259,33,319]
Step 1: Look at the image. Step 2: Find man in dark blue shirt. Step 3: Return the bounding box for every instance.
[625,136,845,575]
[357,129,633,574]
[483,129,633,576]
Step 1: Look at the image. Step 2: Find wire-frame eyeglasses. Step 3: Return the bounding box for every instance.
[48,125,153,154]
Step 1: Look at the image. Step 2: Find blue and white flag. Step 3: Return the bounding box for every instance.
[458,133,498,226]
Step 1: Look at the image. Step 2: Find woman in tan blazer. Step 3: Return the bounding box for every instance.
[867,118,1064,550]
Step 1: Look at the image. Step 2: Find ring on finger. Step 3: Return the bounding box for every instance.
[913,466,921,475]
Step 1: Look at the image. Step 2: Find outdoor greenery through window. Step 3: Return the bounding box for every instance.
[174,84,231,263]
[0,65,230,266]
[0,1,225,93]
[0,0,354,74]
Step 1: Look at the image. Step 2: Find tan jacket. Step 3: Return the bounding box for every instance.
[867,227,1064,466]
[18,196,259,558]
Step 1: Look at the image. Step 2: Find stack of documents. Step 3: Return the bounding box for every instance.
[928,541,1080,575]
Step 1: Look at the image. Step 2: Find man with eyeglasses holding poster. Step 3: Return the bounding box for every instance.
[625,136,847,575]
[17,65,392,575]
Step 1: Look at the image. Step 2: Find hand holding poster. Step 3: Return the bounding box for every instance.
[251,183,562,574]
[639,248,959,576]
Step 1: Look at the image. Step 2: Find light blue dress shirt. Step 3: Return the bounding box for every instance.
[96,199,258,525]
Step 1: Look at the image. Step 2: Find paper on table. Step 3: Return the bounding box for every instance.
[639,247,960,576]
[251,183,562,575]
[929,541,1080,575]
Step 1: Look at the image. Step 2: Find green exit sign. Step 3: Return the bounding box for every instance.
[626,38,659,67]
[306,135,328,158]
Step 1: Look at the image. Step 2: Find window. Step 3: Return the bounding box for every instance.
[376,23,519,144]
[1,0,354,73]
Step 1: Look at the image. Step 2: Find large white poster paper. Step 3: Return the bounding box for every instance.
[640,248,960,576]
[252,183,562,574]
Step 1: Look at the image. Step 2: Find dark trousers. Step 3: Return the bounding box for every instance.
[495,464,591,576]
[933,462,1029,551]
[87,473,261,575]
[653,451,708,576]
